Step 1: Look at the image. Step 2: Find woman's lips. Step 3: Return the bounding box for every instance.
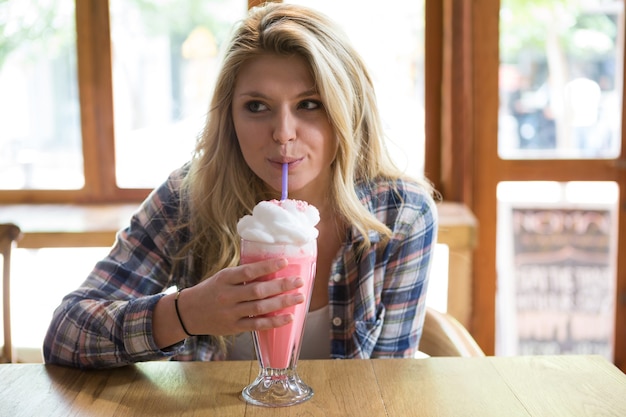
[269,157,303,169]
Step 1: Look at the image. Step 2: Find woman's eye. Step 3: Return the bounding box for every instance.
[245,101,268,112]
[299,99,322,110]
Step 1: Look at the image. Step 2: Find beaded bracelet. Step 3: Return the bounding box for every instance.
[174,289,199,337]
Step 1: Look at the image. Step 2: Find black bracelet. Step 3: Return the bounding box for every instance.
[174,289,198,337]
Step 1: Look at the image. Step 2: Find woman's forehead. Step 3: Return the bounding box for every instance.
[234,54,317,94]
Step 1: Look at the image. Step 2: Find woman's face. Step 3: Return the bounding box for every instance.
[232,54,337,202]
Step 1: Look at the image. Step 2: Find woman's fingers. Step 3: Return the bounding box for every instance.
[237,290,305,318]
[231,258,288,285]
[238,313,296,331]
[242,276,304,301]
[192,259,308,335]
[215,258,303,303]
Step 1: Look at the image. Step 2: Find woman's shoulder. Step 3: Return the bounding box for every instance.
[356,176,437,213]
[165,162,192,188]
[133,164,191,221]
[149,163,190,200]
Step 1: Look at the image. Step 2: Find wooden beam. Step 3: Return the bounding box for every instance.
[469,0,500,355]
[424,1,443,190]
[75,0,117,201]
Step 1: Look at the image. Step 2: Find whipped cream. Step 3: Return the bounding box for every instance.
[237,199,320,244]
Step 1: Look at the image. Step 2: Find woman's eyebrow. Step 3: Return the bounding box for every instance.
[235,87,319,99]
[296,87,319,98]
[235,91,266,99]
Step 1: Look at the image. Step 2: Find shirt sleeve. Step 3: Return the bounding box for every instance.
[43,169,187,369]
[372,181,439,358]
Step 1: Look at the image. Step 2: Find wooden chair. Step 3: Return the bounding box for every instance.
[420,306,485,357]
[1,223,22,363]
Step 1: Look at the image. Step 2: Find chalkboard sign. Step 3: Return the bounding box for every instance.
[511,208,614,358]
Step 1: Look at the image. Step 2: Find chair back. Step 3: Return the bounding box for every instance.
[420,306,485,357]
[1,223,21,363]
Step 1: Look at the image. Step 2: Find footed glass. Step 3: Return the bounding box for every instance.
[239,239,317,407]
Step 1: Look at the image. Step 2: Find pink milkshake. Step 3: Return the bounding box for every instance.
[240,239,316,369]
[237,199,319,407]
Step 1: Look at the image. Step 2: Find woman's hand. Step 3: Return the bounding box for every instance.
[153,258,303,348]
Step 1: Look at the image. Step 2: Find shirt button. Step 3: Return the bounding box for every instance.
[332,274,341,283]
[332,317,342,327]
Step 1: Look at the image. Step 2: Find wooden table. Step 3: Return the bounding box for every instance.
[0,356,624,416]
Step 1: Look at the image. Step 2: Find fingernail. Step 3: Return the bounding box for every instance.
[294,294,305,304]
[275,258,287,268]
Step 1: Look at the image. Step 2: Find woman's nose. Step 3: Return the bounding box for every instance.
[272,109,296,144]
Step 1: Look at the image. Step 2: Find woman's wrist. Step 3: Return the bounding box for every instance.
[175,288,201,337]
[153,291,189,348]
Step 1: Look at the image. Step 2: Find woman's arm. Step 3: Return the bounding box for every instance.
[43,167,307,368]
[43,172,185,368]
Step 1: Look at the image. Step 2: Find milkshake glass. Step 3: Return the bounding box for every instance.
[240,238,317,407]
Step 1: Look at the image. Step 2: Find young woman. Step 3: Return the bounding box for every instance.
[44,2,438,368]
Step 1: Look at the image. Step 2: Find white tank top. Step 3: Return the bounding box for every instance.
[228,305,331,360]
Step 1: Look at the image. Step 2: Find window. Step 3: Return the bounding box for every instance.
[498,0,622,159]
[109,0,246,188]
[0,1,82,190]
[490,0,625,363]
[0,0,248,202]
[496,0,624,361]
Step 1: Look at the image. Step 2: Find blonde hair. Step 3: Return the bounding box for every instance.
[179,3,431,281]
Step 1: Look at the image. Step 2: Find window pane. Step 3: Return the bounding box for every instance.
[284,0,426,179]
[0,1,83,189]
[499,0,623,159]
[109,0,247,188]
[496,181,618,360]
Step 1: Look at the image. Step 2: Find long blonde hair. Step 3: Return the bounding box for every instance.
[179,3,431,281]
